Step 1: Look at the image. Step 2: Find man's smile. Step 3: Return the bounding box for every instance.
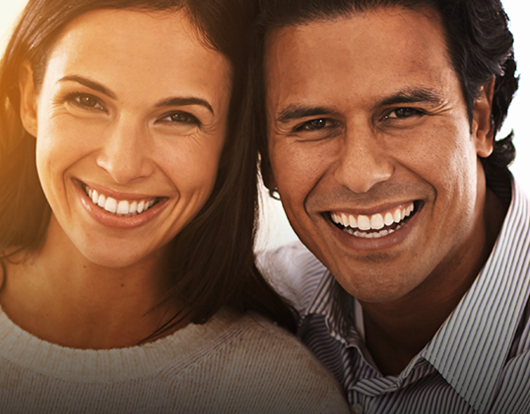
[329,201,422,239]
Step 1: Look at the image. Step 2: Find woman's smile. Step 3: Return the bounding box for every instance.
[83,185,159,217]
[72,178,171,230]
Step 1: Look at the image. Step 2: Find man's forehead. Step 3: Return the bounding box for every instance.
[264,5,446,66]
[263,6,457,113]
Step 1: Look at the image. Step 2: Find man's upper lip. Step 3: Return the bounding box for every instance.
[74,179,162,201]
[326,200,418,216]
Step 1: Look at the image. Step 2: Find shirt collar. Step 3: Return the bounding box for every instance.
[306,270,346,340]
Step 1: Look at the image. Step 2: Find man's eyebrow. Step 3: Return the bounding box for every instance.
[378,88,443,107]
[276,105,335,124]
[155,97,214,115]
[59,75,116,99]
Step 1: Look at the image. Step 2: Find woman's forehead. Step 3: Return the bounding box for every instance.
[42,8,232,111]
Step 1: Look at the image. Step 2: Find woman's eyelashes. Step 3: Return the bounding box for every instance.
[62,92,202,128]
[157,111,201,127]
[65,93,106,112]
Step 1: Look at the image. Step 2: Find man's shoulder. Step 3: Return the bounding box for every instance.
[258,241,328,312]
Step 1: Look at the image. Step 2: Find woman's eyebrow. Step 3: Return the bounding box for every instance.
[155,97,214,115]
[58,75,116,99]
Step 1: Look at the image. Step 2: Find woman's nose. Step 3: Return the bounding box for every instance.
[96,118,154,185]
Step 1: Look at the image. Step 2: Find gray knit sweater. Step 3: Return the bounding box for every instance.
[0,307,349,413]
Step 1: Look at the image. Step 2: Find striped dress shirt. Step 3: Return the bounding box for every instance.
[261,174,530,414]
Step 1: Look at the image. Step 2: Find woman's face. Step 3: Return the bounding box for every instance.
[20,9,232,268]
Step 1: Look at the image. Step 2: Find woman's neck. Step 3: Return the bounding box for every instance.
[0,218,185,349]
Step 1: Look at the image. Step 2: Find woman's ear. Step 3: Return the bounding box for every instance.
[19,62,38,137]
[472,77,495,158]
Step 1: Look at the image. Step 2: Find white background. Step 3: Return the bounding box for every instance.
[1,1,528,251]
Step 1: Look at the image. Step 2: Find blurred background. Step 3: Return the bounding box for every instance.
[1,0,528,251]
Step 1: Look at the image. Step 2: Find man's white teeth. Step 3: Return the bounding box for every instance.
[358,215,370,231]
[370,214,384,230]
[331,202,415,236]
[85,187,156,216]
[344,225,402,238]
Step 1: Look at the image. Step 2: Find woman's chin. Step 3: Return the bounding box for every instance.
[71,239,168,271]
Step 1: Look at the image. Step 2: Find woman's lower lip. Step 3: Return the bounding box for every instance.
[74,180,168,229]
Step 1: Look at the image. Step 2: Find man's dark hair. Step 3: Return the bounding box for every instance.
[252,0,519,188]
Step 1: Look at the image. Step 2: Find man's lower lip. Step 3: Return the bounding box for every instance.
[74,181,168,229]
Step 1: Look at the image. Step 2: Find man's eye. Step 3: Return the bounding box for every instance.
[69,94,104,111]
[296,118,334,131]
[386,107,425,119]
[159,112,200,126]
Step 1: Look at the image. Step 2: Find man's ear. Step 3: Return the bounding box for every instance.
[472,77,495,158]
[260,155,277,191]
[19,62,38,137]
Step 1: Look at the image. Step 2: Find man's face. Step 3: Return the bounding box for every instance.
[265,7,493,303]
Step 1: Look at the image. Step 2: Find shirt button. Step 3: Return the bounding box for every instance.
[351,403,363,414]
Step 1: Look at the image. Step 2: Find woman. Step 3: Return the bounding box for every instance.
[0,0,349,412]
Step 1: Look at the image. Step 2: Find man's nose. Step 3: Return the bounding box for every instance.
[96,117,154,185]
[333,125,393,194]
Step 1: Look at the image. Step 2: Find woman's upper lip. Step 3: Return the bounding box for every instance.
[73,178,164,201]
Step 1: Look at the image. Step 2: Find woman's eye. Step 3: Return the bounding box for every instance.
[69,94,104,111]
[386,107,425,119]
[159,112,200,126]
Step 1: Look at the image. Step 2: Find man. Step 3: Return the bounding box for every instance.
[254,0,529,412]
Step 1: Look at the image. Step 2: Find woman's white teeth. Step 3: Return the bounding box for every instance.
[117,200,129,215]
[104,197,117,213]
[129,201,138,214]
[85,187,156,216]
[331,202,415,237]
